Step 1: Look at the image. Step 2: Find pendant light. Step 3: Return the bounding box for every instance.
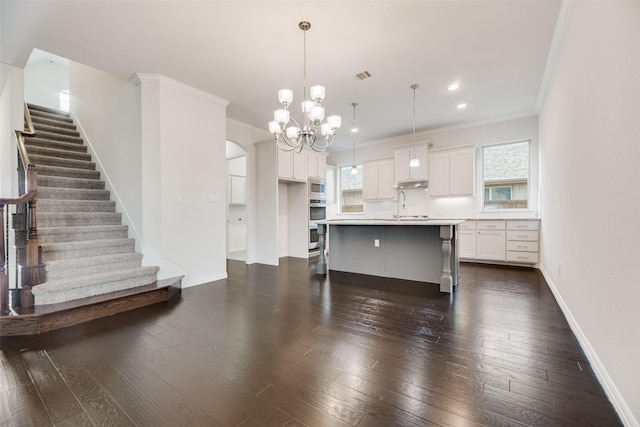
[409,84,420,168]
[350,102,358,174]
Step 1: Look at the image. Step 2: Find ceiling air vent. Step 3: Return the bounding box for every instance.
[353,70,372,81]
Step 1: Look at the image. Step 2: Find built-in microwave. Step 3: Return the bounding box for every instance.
[309,179,326,200]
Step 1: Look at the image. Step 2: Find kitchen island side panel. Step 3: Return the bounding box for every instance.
[329,224,446,284]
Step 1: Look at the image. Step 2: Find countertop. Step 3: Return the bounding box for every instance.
[321,218,465,226]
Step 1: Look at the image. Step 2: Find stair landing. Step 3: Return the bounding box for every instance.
[0,276,181,336]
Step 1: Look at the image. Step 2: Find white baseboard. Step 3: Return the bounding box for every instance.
[183,273,228,289]
[539,266,637,427]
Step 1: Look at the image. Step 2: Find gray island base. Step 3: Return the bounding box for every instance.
[317,219,463,293]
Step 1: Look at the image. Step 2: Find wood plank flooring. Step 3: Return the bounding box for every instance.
[0,259,622,426]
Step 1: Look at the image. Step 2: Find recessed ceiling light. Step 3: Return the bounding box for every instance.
[457,103,467,109]
[351,127,358,133]
[448,82,460,91]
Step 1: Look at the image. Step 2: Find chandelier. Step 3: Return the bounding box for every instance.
[268,21,341,152]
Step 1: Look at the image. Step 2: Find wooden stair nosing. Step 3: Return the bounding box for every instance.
[0,276,182,336]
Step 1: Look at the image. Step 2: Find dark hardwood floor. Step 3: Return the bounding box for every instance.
[0,259,621,426]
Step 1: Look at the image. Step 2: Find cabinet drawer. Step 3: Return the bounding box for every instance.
[507,241,539,252]
[507,221,539,231]
[506,251,539,263]
[477,220,506,230]
[459,221,477,230]
[507,230,538,241]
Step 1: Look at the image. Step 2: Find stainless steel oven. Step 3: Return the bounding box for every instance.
[309,198,326,255]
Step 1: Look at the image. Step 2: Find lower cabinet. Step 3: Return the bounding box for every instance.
[459,219,540,265]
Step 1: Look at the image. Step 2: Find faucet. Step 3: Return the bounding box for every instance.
[396,191,406,221]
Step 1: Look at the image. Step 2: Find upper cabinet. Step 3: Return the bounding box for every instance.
[394,145,428,183]
[307,151,327,180]
[228,175,246,205]
[362,159,395,200]
[277,149,308,182]
[428,147,475,197]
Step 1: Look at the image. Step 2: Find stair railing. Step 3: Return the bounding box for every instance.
[1,102,45,313]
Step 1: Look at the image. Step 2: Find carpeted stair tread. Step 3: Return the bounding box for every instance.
[29,109,74,124]
[38,175,105,190]
[38,225,128,243]
[40,238,136,262]
[32,266,160,306]
[27,103,70,117]
[38,199,115,213]
[33,123,80,138]
[39,212,122,227]
[29,154,95,170]
[24,137,87,152]
[36,165,101,180]
[26,145,92,161]
[44,252,144,280]
[37,186,110,201]
[31,116,77,131]
[28,130,84,145]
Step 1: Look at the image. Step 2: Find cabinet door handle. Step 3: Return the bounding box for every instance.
[517,234,528,238]
[517,245,527,249]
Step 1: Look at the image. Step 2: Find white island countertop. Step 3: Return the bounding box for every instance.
[321,218,465,226]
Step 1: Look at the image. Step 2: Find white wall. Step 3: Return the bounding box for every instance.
[24,57,68,111]
[327,114,539,220]
[134,74,229,287]
[538,2,640,425]
[0,64,24,198]
[69,62,143,241]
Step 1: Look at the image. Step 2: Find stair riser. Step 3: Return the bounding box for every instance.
[32,274,158,306]
[30,155,95,170]
[28,104,70,117]
[30,110,74,125]
[30,131,83,145]
[38,189,110,201]
[32,117,77,131]
[25,138,86,152]
[39,214,122,227]
[36,166,101,180]
[38,176,106,190]
[38,201,115,213]
[34,123,80,138]
[39,229,128,244]
[27,146,92,161]
[41,243,135,262]
[46,259,143,281]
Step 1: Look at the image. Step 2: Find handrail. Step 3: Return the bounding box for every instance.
[0,190,37,206]
[23,101,35,135]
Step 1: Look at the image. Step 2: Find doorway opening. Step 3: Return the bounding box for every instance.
[226,141,247,261]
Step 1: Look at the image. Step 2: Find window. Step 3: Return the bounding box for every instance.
[339,165,363,213]
[59,90,70,112]
[483,140,529,210]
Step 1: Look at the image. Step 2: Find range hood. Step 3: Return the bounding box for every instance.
[394,180,429,189]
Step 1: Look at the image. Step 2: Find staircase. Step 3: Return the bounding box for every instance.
[24,103,159,306]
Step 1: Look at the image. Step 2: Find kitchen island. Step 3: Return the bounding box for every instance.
[317,219,464,293]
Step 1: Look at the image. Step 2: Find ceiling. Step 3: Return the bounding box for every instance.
[0,1,562,151]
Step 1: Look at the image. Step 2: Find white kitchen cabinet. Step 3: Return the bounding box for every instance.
[476,221,506,261]
[458,221,477,259]
[229,175,246,205]
[278,149,307,181]
[506,220,540,264]
[307,151,327,180]
[429,147,475,197]
[363,159,395,200]
[394,145,428,183]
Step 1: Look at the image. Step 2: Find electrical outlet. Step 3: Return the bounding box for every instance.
[374,239,380,247]
[558,264,562,276]
[193,256,199,265]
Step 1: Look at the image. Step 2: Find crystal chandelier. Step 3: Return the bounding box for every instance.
[268,21,341,152]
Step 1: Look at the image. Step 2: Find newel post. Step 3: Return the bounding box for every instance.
[22,165,44,307]
[1,203,8,314]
